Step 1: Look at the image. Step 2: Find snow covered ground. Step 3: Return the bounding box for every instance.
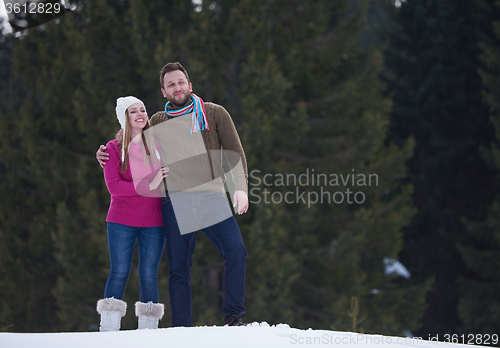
[0,323,488,348]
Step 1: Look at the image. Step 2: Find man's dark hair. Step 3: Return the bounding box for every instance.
[160,62,190,89]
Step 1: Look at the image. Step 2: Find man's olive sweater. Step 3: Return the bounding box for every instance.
[149,101,248,195]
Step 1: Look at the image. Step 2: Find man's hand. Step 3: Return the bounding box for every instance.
[96,145,109,168]
[233,190,249,215]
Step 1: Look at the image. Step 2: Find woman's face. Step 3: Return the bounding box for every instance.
[127,103,148,131]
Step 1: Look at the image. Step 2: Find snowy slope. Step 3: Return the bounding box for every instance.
[0,323,489,348]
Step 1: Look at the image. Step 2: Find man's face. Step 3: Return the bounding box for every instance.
[161,70,193,106]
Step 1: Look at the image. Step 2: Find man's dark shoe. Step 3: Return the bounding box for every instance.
[225,314,246,326]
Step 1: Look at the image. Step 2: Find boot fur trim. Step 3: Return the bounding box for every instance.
[135,301,164,320]
[97,298,127,317]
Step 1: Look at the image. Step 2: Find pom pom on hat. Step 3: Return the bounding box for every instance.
[115,96,146,129]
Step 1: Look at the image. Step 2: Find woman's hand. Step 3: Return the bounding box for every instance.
[149,166,170,191]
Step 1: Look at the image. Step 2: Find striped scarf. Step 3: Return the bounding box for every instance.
[164,94,210,134]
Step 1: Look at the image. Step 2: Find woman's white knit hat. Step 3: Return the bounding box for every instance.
[115,96,146,129]
[115,96,146,162]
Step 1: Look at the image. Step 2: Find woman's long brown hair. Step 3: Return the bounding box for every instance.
[116,110,159,173]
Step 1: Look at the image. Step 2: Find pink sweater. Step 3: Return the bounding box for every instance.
[103,139,163,227]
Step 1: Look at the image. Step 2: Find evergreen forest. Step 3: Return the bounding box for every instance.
[0,0,498,337]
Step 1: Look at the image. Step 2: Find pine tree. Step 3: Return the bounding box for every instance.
[280,0,429,332]
[383,0,498,336]
[457,0,500,334]
[0,28,40,332]
[0,30,61,332]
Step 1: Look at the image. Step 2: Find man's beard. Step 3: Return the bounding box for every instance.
[170,92,191,107]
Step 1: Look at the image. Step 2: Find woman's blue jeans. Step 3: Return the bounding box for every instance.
[104,222,165,303]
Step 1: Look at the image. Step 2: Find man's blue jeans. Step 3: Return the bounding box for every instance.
[162,192,246,326]
[104,222,165,303]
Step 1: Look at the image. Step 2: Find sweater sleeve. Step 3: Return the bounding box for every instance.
[130,139,165,198]
[132,165,164,197]
[214,105,249,194]
[103,140,139,196]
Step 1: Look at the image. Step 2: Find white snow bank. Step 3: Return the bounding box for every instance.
[0,323,483,348]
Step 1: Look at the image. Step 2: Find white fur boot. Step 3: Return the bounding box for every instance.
[135,301,164,329]
[96,298,127,332]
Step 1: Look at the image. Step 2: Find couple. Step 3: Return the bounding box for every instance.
[96,62,249,331]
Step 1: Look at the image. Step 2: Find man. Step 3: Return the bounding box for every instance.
[96,62,249,327]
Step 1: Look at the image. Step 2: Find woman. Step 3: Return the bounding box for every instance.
[96,96,169,331]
